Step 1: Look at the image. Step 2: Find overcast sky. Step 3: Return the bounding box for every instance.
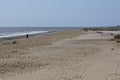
[0,0,120,27]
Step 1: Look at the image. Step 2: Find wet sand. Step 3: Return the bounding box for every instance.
[0,31,57,42]
[0,30,120,80]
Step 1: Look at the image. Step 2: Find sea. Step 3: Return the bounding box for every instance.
[0,27,81,38]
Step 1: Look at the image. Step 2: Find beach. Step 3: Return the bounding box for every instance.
[0,30,120,80]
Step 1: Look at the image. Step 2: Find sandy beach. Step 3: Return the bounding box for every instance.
[0,30,120,80]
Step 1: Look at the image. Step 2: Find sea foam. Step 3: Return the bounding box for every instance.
[0,31,48,38]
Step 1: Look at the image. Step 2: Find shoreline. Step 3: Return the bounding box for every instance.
[0,29,84,51]
[0,27,82,42]
[0,31,58,43]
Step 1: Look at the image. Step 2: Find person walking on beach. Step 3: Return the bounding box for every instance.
[26,34,29,38]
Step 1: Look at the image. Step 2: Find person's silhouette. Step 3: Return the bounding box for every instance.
[26,34,29,38]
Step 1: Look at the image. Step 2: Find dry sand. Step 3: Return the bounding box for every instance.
[0,30,120,80]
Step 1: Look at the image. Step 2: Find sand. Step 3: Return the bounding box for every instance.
[0,30,120,80]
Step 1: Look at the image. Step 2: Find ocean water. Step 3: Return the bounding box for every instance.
[0,27,81,38]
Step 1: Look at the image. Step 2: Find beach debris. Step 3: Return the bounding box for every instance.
[114,34,120,39]
[109,39,115,41]
[114,34,120,43]
[110,33,113,36]
[111,48,114,50]
[11,50,18,53]
[12,41,17,44]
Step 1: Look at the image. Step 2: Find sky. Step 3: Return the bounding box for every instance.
[0,0,120,27]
